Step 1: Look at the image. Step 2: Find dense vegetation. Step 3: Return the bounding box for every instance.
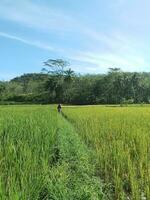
[0,105,106,199]
[1,68,150,105]
[0,106,57,199]
[64,106,150,199]
[2,104,150,199]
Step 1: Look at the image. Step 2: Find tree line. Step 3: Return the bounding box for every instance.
[1,59,150,105]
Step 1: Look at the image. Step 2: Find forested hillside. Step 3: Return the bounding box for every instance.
[1,68,150,104]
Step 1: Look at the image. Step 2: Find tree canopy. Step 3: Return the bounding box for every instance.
[1,68,150,105]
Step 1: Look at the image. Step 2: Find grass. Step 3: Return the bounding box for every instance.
[0,105,57,199]
[0,105,105,199]
[64,106,150,199]
[2,104,150,199]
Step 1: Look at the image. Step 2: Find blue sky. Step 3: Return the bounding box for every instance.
[0,0,150,80]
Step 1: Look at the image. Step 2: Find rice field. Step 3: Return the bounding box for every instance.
[64,106,150,200]
[2,105,150,199]
[0,105,104,200]
[0,105,58,199]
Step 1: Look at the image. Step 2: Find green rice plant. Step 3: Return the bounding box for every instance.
[64,106,150,199]
[0,105,57,199]
[0,105,106,199]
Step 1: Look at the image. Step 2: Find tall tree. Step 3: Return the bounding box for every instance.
[0,82,6,100]
[43,59,69,75]
[43,59,75,103]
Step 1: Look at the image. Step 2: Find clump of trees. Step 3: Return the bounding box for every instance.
[1,59,150,105]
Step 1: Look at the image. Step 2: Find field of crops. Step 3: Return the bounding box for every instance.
[0,106,59,199]
[1,105,150,199]
[64,106,150,200]
[0,105,105,200]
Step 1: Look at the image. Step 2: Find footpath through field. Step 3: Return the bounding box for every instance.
[54,112,108,199]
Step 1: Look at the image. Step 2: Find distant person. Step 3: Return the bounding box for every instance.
[57,104,62,113]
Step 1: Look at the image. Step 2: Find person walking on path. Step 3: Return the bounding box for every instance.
[57,104,62,113]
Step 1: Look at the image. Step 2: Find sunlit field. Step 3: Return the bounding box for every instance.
[0,105,105,200]
[0,106,58,199]
[2,105,150,199]
[64,106,150,199]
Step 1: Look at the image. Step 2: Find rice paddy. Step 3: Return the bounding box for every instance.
[63,106,150,199]
[0,106,58,199]
[0,105,104,200]
[1,105,150,199]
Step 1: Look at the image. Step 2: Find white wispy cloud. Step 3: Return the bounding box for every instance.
[0,0,137,51]
[0,0,148,74]
[0,31,64,52]
[0,0,129,42]
[0,0,76,32]
[70,50,147,73]
[0,31,145,74]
